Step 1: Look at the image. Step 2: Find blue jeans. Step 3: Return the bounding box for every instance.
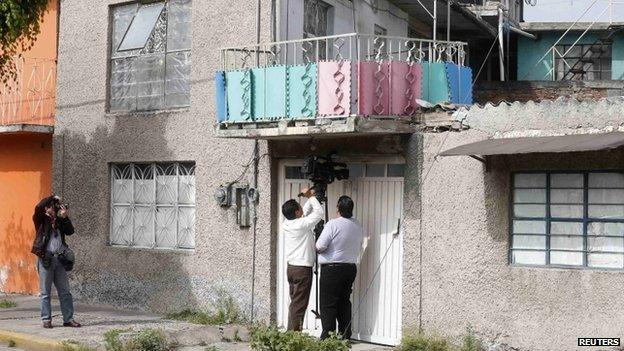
[38,256,74,323]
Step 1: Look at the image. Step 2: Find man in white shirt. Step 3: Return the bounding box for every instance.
[316,195,363,340]
[281,188,324,331]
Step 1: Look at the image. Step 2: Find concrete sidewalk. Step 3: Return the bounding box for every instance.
[0,295,391,351]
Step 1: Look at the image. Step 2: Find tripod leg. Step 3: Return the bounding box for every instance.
[312,258,321,319]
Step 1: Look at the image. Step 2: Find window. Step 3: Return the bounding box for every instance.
[303,0,331,60]
[284,163,404,180]
[510,172,624,269]
[109,0,192,112]
[110,162,196,250]
[554,44,612,81]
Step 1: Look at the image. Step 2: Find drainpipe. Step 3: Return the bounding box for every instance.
[433,0,437,60]
[250,0,261,323]
[509,26,537,40]
[446,0,450,42]
[498,7,505,81]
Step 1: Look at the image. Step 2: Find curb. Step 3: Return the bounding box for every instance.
[0,329,66,351]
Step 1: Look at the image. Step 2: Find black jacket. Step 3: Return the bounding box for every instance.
[31,196,75,258]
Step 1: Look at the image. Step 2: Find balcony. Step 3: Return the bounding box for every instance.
[215,33,472,139]
[0,57,56,134]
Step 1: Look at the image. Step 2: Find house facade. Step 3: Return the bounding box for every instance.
[517,0,624,81]
[0,0,58,295]
[53,0,624,350]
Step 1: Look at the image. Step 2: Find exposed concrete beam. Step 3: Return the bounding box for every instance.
[520,22,624,32]
[448,0,498,38]
[0,124,54,134]
[215,116,419,140]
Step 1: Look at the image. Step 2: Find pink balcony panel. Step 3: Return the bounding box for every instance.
[318,60,351,117]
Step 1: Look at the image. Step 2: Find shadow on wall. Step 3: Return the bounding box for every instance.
[56,113,244,316]
[0,214,39,294]
[483,157,510,245]
[0,133,52,294]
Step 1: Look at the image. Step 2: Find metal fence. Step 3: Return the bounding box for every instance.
[0,57,57,126]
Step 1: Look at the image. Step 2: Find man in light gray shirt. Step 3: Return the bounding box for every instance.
[316,195,363,340]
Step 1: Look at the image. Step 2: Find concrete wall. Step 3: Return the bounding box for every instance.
[404,99,624,350]
[54,0,276,320]
[0,133,53,294]
[279,0,408,41]
[517,31,624,81]
[474,80,624,103]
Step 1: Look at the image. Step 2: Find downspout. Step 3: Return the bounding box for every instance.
[498,7,505,81]
[509,26,537,40]
[250,0,261,323]
[433,0,437,60]
[446,0,450,42]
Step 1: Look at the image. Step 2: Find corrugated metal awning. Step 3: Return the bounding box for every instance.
[440,132,624,156]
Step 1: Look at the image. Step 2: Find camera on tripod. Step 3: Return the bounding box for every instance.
[300,153,349,203]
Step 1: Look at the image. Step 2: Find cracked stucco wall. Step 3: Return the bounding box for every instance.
[408,98,624,350]
[54,0,275,320]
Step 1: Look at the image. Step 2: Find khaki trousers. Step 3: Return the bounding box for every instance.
[287,264,313,331]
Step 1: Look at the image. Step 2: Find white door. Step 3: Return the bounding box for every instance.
[277,159,404,346]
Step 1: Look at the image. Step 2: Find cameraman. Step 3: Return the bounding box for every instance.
[281,188,324,331]
[31,195,81,329]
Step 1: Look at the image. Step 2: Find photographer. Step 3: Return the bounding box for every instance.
[31,195,81,329]
[316,195,363,341]
[281,188,324,331]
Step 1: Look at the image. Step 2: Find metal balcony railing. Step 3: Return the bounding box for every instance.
[0,57,57,126]
[215,33,472,125]
[220,33,468,70]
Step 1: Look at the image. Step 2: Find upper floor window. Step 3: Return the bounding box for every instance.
[511,172,624,269]
[303,0,331,60]
[110,162,196,250]
[554,44,612,81]
[109,0,192,112]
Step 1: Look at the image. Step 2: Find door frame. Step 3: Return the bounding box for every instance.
[275,156,406,345]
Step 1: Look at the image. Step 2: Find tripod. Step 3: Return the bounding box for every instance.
[310,183,329,320]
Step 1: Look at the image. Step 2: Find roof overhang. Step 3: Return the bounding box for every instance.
[440,132,624,158]
[0,124,54,135]
[392,0,498,38]
[519,22,624,32]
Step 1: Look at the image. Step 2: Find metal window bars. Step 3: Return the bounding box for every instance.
[0,56,57,126]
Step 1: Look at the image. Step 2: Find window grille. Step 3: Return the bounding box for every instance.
[554,44,612,81]
[511,172,624,269]
[303,0,331,60]
[109,0,192,112]
[110,162,196,250]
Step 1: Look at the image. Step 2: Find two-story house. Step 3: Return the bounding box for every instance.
[55,0,624,350]
[0,0,58,295]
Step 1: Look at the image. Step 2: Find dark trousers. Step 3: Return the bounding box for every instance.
[319,263,357,340]
[287,264,313,331]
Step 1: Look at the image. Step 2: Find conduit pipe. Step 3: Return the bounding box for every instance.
[509,25,537,40]
[250,0,261,324]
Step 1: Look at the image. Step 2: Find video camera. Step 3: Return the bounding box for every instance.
[51,196,69,215]
[300,153,349,203]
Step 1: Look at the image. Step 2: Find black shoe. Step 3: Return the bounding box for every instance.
[43,321,53,329]
[63,320,81,328]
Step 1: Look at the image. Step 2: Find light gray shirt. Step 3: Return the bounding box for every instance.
[316,216,364,264]
[47,228,62,254]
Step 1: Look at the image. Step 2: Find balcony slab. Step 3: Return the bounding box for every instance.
[215,116,420,140]
[0,124,54,135]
